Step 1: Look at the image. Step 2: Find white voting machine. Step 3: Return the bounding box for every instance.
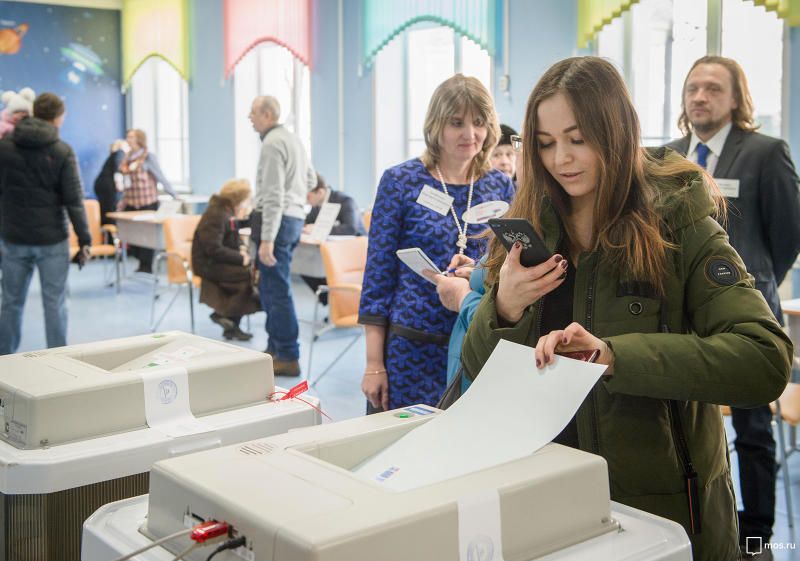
[0,332,320,561]
[87,407,690,561]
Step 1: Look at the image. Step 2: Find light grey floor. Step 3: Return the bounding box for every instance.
[7,256,800,558]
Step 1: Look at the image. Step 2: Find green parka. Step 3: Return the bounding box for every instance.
[461,154,793,561]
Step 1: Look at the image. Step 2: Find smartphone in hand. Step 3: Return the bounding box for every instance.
[488,218,552,267]
[556,349,600,363]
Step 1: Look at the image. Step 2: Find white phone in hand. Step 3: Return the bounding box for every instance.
[396,248,442,284]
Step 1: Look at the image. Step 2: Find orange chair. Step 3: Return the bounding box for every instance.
[150,214,202,332]
[68,199,121,289]
[307,236,368,387]
[362,209,372,234]
[721,379,800,527]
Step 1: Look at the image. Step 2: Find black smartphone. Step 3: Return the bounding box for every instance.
[488,218,552,267]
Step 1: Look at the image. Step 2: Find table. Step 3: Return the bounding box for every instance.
[106,211,167,251]
[290,234,357,278]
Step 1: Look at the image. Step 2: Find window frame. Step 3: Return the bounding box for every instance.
[126,58,191,193]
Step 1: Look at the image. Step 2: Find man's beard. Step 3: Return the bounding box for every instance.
[691,117,724,135]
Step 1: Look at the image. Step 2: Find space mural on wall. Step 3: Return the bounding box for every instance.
[0,1,124,196]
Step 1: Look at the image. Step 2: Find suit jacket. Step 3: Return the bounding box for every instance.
[666,126,800,319]
[305,189,366,236]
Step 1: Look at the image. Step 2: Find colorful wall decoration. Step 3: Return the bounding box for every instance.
[122,0,189,88]
[0,1,124,196]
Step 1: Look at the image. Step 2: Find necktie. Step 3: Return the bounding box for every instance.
[696,143,710,169]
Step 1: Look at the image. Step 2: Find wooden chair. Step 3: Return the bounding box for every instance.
[68,199,121,289]
[720,380,800,527]
[307,236,367,387]
[362,209,372,234]
[150,214,202,332]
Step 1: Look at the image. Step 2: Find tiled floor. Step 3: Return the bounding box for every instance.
[6,256,800,558]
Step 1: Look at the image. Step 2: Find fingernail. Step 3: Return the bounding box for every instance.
[560,260,568,269]
[536,358,541,368]
[554,254,563,263]
[562,336,568,344]
[558,272,567,280]
[514,242,521,249]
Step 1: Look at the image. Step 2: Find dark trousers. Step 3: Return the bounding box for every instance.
[124,202,158,271]
[732,404,776,542]
[256,216,303,361]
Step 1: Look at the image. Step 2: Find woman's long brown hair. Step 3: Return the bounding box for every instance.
[484,57,715,296]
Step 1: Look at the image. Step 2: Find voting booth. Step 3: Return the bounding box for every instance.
[0,332,320,561]
[83,408,690,561]
[83,341,691,561]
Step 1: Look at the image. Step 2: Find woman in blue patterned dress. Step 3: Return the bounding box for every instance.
[358,74,515,412]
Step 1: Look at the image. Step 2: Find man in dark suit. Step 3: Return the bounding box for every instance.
[302,173,366,304]
[667,56,800,560]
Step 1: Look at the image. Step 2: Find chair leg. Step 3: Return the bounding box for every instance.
[308,299,321,379]
[775,402,794,527]
[151,284,184,332]
[188,278,195,333]
[150,254,164,327]
[310,331,363,388]
[115,248,121,294]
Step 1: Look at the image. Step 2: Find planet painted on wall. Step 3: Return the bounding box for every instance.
[59,42,104,88]
[0,23,28,55]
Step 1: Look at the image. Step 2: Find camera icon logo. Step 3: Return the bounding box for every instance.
[746,537,763,555]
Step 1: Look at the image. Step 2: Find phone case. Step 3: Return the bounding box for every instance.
[556,349,600,363]
[487,218,552,267]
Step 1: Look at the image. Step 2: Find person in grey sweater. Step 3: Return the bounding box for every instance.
[248,95,315,376]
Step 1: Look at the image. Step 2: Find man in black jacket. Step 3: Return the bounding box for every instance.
[667,56,800,560]
[0,92,91,355]
[302,174,366,303]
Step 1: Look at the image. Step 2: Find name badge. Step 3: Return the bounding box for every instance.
[715,178,740,199]
[462,201,509,224]
[416,185,454,216]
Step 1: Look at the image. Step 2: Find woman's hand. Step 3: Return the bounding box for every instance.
[534,322,614,369]
[240,248,251,267]
[362,367,389,410]
[496,242,567,324]
[423,271,471,312]
[446,253,475,274]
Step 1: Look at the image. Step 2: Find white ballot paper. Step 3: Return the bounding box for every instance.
[353,339,607,491]
[309,202,342,242]
[139,366,214,438]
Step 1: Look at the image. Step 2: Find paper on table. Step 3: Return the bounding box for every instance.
[139,366,214,438]
[353,339,606,491]
[309,202,342,242]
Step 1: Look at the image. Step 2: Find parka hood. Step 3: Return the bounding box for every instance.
[11,117,59,149]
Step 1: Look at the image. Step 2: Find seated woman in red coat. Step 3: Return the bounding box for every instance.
[192,179,260,340]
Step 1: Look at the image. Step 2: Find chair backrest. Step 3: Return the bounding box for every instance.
[68,199,106,249]
[319,237,368,325]
[362,210,371,234]
[162,214,201,284]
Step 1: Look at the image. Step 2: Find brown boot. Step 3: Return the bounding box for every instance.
[272,358,301,377]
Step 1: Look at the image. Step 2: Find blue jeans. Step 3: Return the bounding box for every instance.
[257,216,303,361]
[0,239,70,355]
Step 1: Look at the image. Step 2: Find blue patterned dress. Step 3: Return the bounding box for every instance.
[359,158,515,409]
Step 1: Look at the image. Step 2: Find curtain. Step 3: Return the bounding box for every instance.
[753,0,800,25]
[577,0,638,49]
[122,0,189,88]
[224,0,312,77]
[362,0,496,68]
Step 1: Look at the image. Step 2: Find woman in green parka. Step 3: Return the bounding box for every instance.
[461,57,792,560]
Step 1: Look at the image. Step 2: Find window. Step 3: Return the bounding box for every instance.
[374,24,492,187]
[233,43,311,187]
[721,0,783,137]
[129,57,190,191]
[596,0,782,144]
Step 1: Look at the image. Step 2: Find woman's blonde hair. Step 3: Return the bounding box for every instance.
[484,57,720,296]
[219,178,252,207]
[127,128,147,150]
[420,74,500,179]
